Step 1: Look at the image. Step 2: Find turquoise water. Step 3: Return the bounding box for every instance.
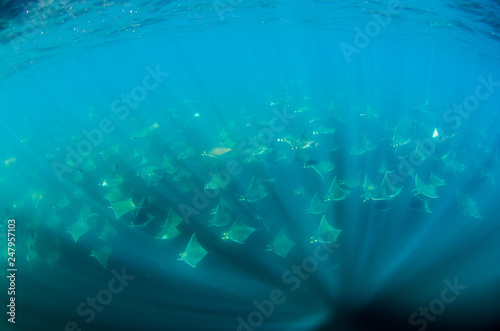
[1,1,500,330]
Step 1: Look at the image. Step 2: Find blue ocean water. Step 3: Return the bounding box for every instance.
[1,1,500,331]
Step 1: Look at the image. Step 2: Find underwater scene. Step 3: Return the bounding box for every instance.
[1,0,500,330]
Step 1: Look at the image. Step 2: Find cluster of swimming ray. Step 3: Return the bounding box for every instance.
[0,90,495,271]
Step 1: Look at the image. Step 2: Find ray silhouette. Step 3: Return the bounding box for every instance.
[68,220,90,243]
[308,192,327,214]
[210,198,233,227]
[268,229,295,258]
[242,177,269,202]
[105,186,128,204]
[179,233,208,268]
[222,216,256,244]
[161,154,178,174]
[325,176,350,201]
[457,192,482,219]
[112,197,141,220]
[99,220,117,241]
[430,170,446,187]
[91,245,113,270]
[362,174,403,201]
[413,174,439,199]
[313,214,341,244]
[157,207,184,239]
[101,163,124,187]
[307,161,334,182]
[409,195,433,214]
